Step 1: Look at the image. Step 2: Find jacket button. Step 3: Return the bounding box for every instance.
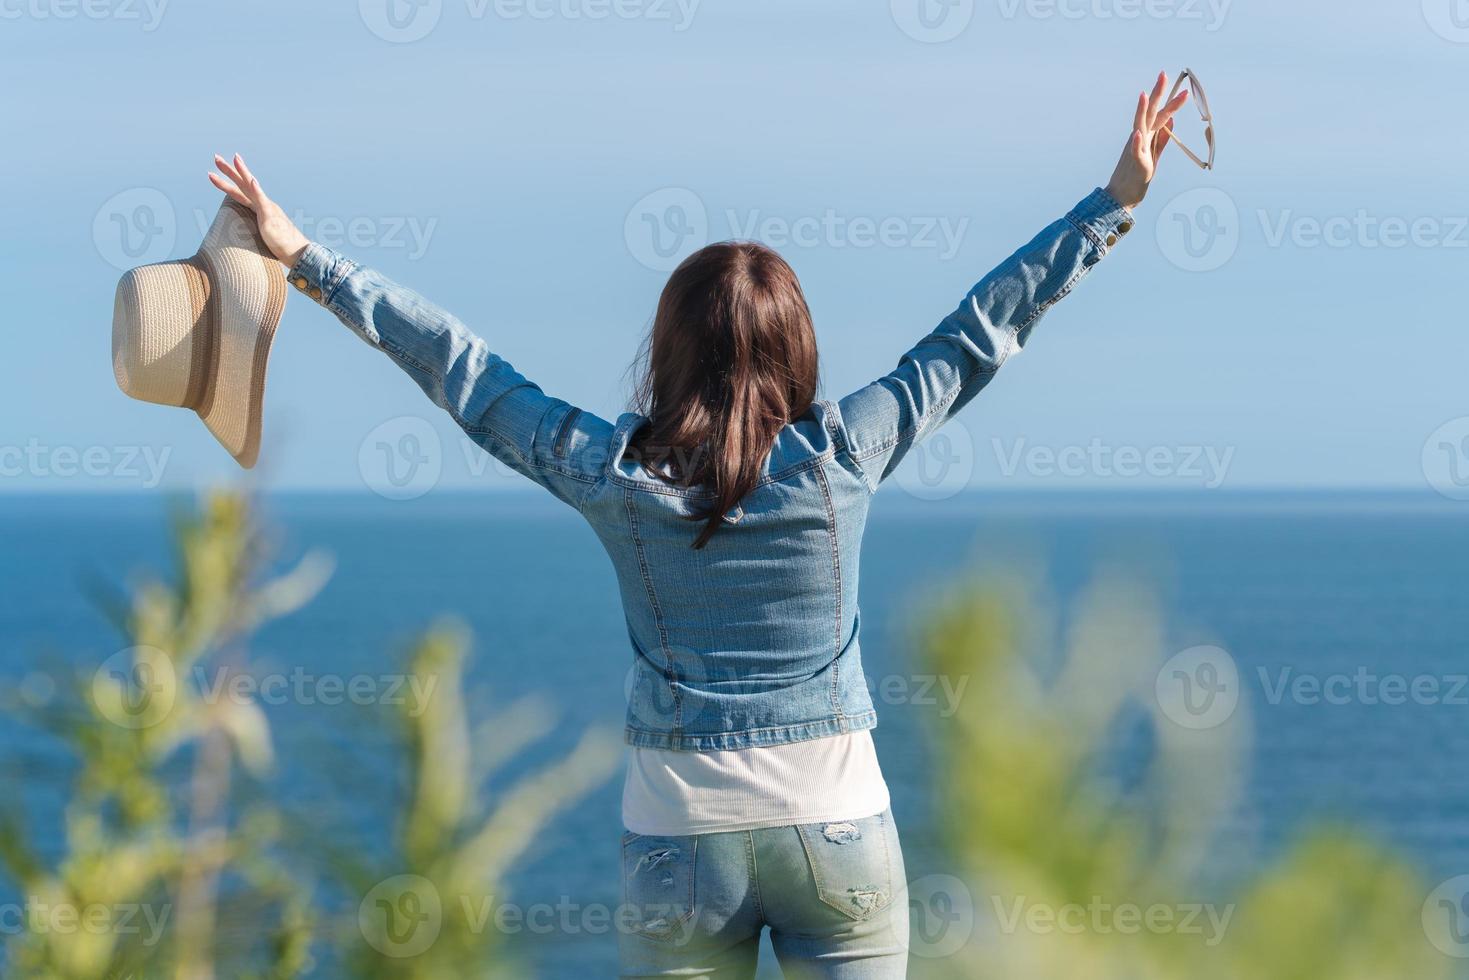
[309,287,322,300]
[1118,220,1134,235]
[1105,233,1118,247]
[293,277,309,290]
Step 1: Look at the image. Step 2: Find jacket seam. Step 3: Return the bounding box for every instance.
[1066,209,1107,252]
[851,208,1103,469]
[848,362,1000,464]
[624,486,680,730]
[813,464,844,717]
[320,253,358,309]
[818,399,847,453]
[846,247,1094,471]
[606,449,836,497]
[624,709,878,746]
[375,338,529,462]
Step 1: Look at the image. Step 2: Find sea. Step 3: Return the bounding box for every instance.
[1,490,1466,977]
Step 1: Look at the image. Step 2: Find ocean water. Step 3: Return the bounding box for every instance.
[1,490,1466,976]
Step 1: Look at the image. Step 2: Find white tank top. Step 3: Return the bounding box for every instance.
[621,731,890,836]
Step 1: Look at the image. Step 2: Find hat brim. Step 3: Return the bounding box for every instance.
[192,210,287,469]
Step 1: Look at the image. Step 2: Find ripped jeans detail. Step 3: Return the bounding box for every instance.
[797,812,896,920]
[622,835,699,942]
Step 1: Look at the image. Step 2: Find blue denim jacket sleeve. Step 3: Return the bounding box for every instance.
[836,188,1134,490]
[287,244,611,510]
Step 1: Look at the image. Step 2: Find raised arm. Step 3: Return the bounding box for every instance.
[208,154,609,510]
[836,72,1188,489]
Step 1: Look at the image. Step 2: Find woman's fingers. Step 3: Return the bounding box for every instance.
[1146,71,1168,127]
[1152,118,1174,160]
[213,154,258,207]
[214,154,244,187]
[234,153,261,194]
[211,152,276,212]
[208,171,252,207]
[1154,89,1189,131]
[1133,92,1148,135]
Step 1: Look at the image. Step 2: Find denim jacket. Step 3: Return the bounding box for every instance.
[288,188,1133,750]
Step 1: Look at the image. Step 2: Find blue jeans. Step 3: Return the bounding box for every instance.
[618,810,909,978]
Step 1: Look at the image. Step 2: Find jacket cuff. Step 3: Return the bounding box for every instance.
[1066,187,1136,256]
[286,242,356,309]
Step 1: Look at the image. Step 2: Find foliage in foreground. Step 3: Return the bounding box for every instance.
[916,571,1450,979]
[0,493,1455,978]
[0,493,616,979]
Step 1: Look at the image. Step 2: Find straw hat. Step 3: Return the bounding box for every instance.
[112,198,287,468]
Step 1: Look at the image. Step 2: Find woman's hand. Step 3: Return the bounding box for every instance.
[208,154,310,268]
[1105,72,1189,211]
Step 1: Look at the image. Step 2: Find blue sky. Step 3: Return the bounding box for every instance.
[3,0,1467,497]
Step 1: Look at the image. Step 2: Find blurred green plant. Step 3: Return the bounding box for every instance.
[319,623,619,979]
[0,493,319,980]
[915,569,1449,980]
[0,492,616,979]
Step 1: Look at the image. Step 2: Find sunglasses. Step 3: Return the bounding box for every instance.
[1167,69,1215,171]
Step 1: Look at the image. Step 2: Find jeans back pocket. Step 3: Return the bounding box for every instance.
[621,833,699,941]
[795,811,896,920]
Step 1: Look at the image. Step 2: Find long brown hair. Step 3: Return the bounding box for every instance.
[629,241,818,549]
